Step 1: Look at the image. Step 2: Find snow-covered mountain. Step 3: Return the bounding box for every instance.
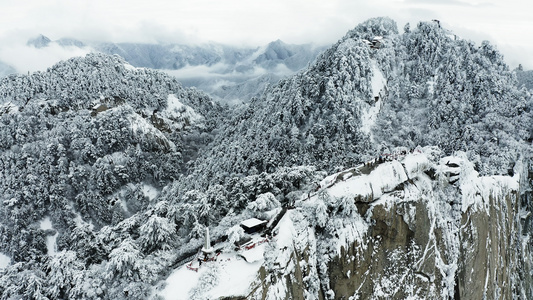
[8,35,325,103]
[26,34,52,48]
[158,148,523,299]
[93,39,325,103]
[92,39,323,73]
[0,54,227,298]
[0,18,532,299]
[185,17,530,181]
[158,18,532,298]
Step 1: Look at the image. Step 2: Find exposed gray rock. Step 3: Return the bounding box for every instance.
[250,149,528,299]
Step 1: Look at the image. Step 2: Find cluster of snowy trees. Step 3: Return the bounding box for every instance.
[186,22,391,180]
[516,67,533,91]
[1,17,532,299]
[189,17,532,182]
[371,21,532,175]
[0,53,323,298]
[0,54,228,298]
[0,54,216,114]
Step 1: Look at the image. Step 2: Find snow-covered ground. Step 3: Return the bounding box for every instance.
[370,61,386,99]
[143,184,159,201]
[206,248,264,299]
[0,252,10,269]
[128,111,177,151]
[158,237,266,300]
[403,151,429,178]
[327,160,407,201]
[39,217,58,256]
[157,147,522,299]
[123,63,137,71]
[438,153,520,213]
[0,102,18,114]
[161,94,203,126]
[159,261,203,300]
[73,212,93,230]
[360,61,386,135]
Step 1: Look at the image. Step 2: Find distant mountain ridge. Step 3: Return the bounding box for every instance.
[92,39,323,72]
[8,34,326,103]
[26,34,52,48]
[94,39,326,103]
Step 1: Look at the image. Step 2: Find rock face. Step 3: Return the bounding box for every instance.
[252,148,526,299]
[458,193,518,299]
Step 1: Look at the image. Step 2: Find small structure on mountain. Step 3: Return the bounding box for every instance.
[201,227,214,259]
[240,218,267,234]
[442,159,461,185]
[371,36,383,49]
[91,103,108,116]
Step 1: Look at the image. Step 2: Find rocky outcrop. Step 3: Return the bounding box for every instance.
[249,211,322,300]
[457,189,524,299]
[252,148,526,299]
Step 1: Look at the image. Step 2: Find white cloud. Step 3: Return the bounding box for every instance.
[163,63,236,80]
[0,0,531,69]
[163,61,294,81]
[0,43,91,74]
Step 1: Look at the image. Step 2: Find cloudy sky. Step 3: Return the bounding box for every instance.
[0,0,531,72]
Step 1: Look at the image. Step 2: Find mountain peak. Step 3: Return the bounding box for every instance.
[268,39,286,46]
[26,34,51,48]
[255,39,294,63]
[344,16,399,41]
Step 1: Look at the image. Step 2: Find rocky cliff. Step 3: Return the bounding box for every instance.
[250,147,526,299]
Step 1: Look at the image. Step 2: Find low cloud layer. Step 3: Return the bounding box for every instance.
[0,0,531,70]
[0,42,91,74]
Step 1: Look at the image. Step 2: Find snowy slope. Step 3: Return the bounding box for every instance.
[327,160,408,201]
[39,217,58,256]
[158,94,204,130]
[360,60,386,135]
[157,146,522,299]
[158,238,265,299]
[1,17,531,300]
[0,253,10,269]
[214,147,520,299]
